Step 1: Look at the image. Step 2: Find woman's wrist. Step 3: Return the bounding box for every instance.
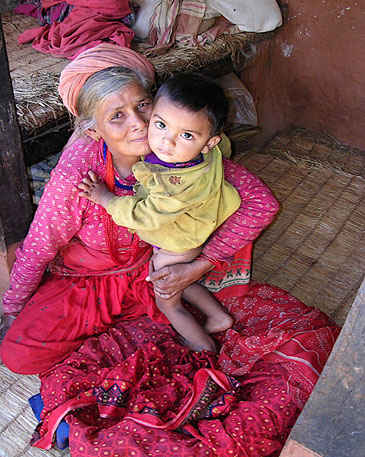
[189,258,214,278]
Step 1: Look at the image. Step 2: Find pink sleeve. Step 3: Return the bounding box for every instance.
[2,146,87,315]
[201,158,279,264]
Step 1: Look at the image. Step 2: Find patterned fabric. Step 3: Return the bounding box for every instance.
[199,243,252,298]
[148,0,180,48]
[14,0,74,25]
[3,135,278,315]
[0,239,170,374]
[31,282,339,456]
[0,244,246,375]
[148,0,240,52]
[144,151,204,168]
[17,0,134,60]
[108,145,241,252]
[59,43,155,116]
[201,158,278,264]
[3,136,139,315]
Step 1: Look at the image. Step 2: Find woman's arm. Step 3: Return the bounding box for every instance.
[201,158,279,263]
[2,144,89,315]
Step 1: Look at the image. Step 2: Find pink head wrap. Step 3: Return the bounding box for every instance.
[59,43,155,117]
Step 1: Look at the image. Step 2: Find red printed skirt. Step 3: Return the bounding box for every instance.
[29,244,339,457]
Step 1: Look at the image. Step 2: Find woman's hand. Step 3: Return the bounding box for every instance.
[78,171,115,208]
[146,259,214,299]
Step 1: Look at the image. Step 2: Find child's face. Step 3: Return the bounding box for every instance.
[148,96,220,163]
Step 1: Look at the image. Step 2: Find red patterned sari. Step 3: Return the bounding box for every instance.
[30,244,339,457]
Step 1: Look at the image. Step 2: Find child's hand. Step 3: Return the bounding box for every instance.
[78,171,115,208]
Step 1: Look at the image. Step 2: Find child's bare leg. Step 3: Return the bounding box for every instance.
[155,292,216,353]
[152,248,217,351]
[182,283,233,334]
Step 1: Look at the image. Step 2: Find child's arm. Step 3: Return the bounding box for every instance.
[78,171,115,208]
[79,171,193,232]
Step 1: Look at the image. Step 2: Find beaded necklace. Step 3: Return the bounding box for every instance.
[101,140,140,266]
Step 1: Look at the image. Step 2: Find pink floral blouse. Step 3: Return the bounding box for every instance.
[3,137,279,314]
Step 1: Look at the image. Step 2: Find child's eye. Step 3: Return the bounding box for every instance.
[181,132,193,140]
[155,121,166,130]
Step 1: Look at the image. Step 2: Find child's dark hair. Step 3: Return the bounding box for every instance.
[154,72,229,136]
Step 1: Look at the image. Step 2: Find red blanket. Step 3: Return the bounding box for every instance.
[32,282,339,456]
[17,0,134,59]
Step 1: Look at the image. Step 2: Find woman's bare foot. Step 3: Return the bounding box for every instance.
[0,315,16,363]
[204,313,233,334]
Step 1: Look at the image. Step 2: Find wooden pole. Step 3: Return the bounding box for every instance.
[0,15,33,249]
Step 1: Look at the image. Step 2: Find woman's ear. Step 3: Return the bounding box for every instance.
[201,135,221,154]
[86,128,101,142]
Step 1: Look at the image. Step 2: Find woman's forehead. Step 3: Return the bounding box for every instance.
[101,84,150,112]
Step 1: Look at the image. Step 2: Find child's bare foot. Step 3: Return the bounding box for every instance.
[178,336,217,353]
[204,314,233,334]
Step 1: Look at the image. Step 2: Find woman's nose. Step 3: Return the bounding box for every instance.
[130,112,148,130]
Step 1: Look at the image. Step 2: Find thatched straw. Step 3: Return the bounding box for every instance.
[140,32,271,81]
[0,365,67,456]
[3,11,272,133]
[242,132,365,327]
[13,72,69,133]
[261,127,365,177]
[227,126,262,144]
[3,12,69,132]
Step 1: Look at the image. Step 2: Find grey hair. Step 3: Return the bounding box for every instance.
[74,66,152,134]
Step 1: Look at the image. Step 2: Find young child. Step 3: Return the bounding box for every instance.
[79,73,241,353]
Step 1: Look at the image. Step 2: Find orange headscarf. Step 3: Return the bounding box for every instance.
[59,43,155,116]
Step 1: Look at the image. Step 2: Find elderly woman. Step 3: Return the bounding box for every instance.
[0,44,339,456]
[0,44,279,374]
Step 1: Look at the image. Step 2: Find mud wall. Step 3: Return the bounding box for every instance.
[241,0,365,150]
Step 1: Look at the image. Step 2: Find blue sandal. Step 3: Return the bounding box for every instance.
[29,393,70,450]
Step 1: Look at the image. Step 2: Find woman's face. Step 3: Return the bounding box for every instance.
[88,82,153,158]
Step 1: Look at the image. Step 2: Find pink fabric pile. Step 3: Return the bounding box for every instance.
[15,0,134,60]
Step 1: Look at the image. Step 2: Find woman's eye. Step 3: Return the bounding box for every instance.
[182,132,193,140]
[138,101,151,111]
[112,112,124,120]
[155,121,166,130]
